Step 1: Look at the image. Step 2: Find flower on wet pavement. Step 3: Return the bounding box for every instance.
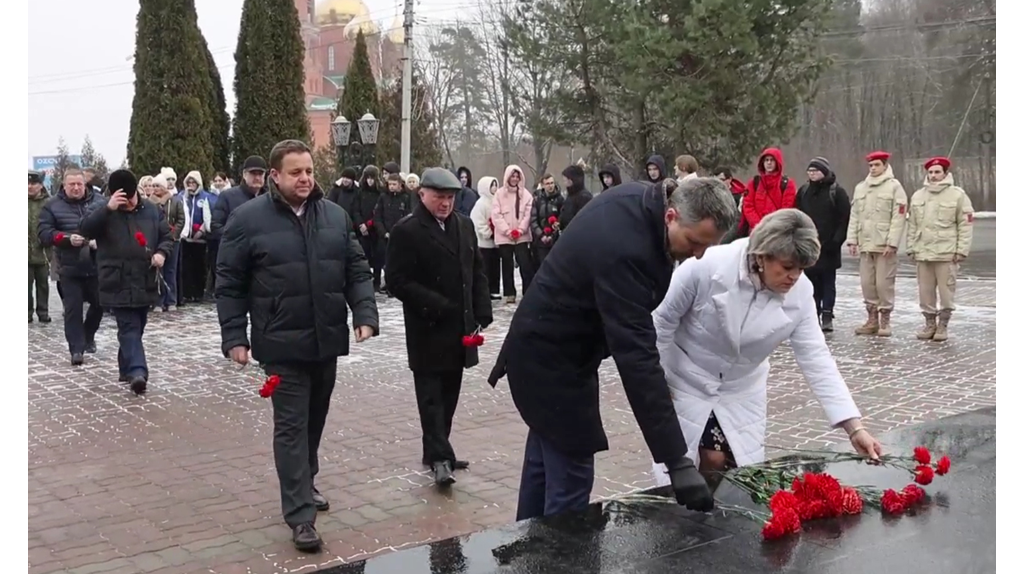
[913,446,931,465]
[914,464,935,485]
[935,455,951,475]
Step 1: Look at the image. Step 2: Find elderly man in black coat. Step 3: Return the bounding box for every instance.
[215,140,379,553]
[37,168,107,365]
[80,170,173,395]
[489,177,739,520]
[386,168,493,487]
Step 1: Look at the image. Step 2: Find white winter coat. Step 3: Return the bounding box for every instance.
[470,176,500,249]
[650,239,861,485]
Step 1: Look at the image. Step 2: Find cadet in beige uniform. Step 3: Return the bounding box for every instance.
[846,150,907,337]
[906,156,974,342]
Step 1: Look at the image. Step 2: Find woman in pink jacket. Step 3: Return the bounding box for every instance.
[491,165,535,303]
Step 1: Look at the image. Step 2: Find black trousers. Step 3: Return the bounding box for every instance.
[204,240,219,297]
[267,359,338,528]
[61,275,103,355]
[532,243,552,271]
[804,268,838,315]
[498,243,534,297]
[180,241,208,301]
[29,264,50,319]
[113,307,149,379]
[516,429,595,520]
[481,248,501,296]
[414,369,464,465]
[359,236,383,289]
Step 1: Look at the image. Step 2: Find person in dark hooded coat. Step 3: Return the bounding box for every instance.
[353,165,384,291]
[455,166,479,216]
[598,163,622,191]
[795,156,851,332]
[644,154,668,184]
[558,164,593,232]
[327,167,359,216]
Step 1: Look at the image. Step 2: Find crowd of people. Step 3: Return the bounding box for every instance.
[26,140,975,552]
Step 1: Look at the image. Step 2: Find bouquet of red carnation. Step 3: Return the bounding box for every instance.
[461,326,485,347]
[713,445,953,541]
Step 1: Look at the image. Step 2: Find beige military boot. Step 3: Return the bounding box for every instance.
[854,305,879,336]
[932,310,951,342]
[876,309,893,337]
[916,313,937,340]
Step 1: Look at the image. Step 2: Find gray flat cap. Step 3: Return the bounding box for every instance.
[420,167,462,192]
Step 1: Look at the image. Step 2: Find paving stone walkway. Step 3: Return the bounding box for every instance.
[28,274,996,574]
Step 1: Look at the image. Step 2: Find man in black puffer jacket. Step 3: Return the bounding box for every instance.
[37,168,107,365]
[215,140,379,553]
[529,173,565,268]
[374,173,413,295]
[81,170,173,395]
[327,166,359,216]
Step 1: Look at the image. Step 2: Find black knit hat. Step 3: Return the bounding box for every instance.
[807,156,831,176]
[242,155,267,172]
[340,167,357,179]
[562,165,584,180]
[108,169,138,199]
[382,161,400,175]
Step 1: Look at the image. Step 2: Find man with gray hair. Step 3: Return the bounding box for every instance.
[488,177,737,520]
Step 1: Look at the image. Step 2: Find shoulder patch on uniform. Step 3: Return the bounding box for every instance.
[966,212,974,223]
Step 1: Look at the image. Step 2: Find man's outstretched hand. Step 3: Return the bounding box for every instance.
[667,458,714,512]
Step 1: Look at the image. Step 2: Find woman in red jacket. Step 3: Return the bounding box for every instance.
[741,147,797,232]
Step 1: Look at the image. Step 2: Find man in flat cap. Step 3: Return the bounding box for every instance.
[385,167,493,487]
[28,171,52,324]
[210,155,267,292]
[906,156,974,342]
[847,150,907,337]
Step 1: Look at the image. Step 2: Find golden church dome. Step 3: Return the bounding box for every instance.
[386,15,404,43]
[316,0,369,27]
[343,15,380,38]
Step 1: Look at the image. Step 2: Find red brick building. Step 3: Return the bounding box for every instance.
[294,0,402,147]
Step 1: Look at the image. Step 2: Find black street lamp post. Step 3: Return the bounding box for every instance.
[331,115,352,173]
[332,112,381,174]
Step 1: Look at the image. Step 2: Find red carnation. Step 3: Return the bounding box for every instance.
[259,374,282,398]
[823,490,844,518]
[54,232,66,243]
[461,333,485,347]
[761,519,787,541]
[913,446,931,465]
[366,219,374,227]
[548,215,557,225]
[935,455,951,475]
[762,508,800,540]
[841,488,863,515]
[914,464,934,485]
[192,223,201,231]
[544,226,553,235]
[510,229,521,240]
[900,484,926,506]
[880,489,905,515]
[134,231,147,247]
[768,490,799,514]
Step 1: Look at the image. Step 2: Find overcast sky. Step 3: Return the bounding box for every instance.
[27,0,481,168]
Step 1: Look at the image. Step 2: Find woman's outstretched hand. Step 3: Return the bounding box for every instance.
[850,429,883,460]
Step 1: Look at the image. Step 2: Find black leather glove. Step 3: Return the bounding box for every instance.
[667,458,713,512]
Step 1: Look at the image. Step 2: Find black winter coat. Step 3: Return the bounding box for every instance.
[373,189,413,235]
[37,188,106,278]
[353,167,382,238]
[488,182,687,463]
[530,190,565,242]
[598,164,622,191]
[559,186,593,232]
[796,173,851,271]
[385,204,493,373]
[214,185,379,364]
[210,185,263,241]
[328,182,358,217]
[80,199,173,308]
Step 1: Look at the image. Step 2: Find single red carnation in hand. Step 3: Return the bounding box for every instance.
[841,487,863,515]
[900,484,926,506]
[913,446,932,465]
[134,231,147,247]
[259,374,281,398]
[548,215,557,225]
[880,489,906,515]
[474,334,485,346]
[544,226,553,234]
[55,232,66,243]
[510,229,521,240]
[462,335,475,347]
[914,464,934,485]
[768,490,800,514]
[366,219,374,227]
[192,223,201,231]
[935,455,951,475]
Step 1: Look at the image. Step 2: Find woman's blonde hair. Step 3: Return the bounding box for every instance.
[406,173,420,188]
[138,175,154,196]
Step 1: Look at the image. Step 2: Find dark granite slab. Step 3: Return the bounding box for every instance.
[320,407,995,574]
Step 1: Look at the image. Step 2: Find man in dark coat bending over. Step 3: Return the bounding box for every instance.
[489,177,739,520]
[216,139,379,552]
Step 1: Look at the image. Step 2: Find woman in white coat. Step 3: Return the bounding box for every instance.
[470,176,502,300]
[651,209,882,486]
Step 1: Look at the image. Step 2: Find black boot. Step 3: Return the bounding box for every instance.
[292,523,323,552]
[821,311,834,332]
[85,339,97,354]
[70,353,84,366]
[129,376,147,395]
[311,486,330,511]
[38,315,51,323]
[433,461,455,486]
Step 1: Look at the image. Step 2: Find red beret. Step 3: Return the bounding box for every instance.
[924,156,951,170]
[865,151,891,163]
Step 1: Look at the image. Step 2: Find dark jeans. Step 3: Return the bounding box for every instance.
[204,240,219,297]
[804,268,837,315]
[359,235,383,290]
[113,307,149,379]
[61,275,103,354]
[161,242,180,309]
[481,248,501,296]
[498,243,534,297]
[29,264,50,319]
[516,429,595,521]
[180,241,207,301]
[414,369,464,465]
[267,359,338,528]
[532,242,552,271]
